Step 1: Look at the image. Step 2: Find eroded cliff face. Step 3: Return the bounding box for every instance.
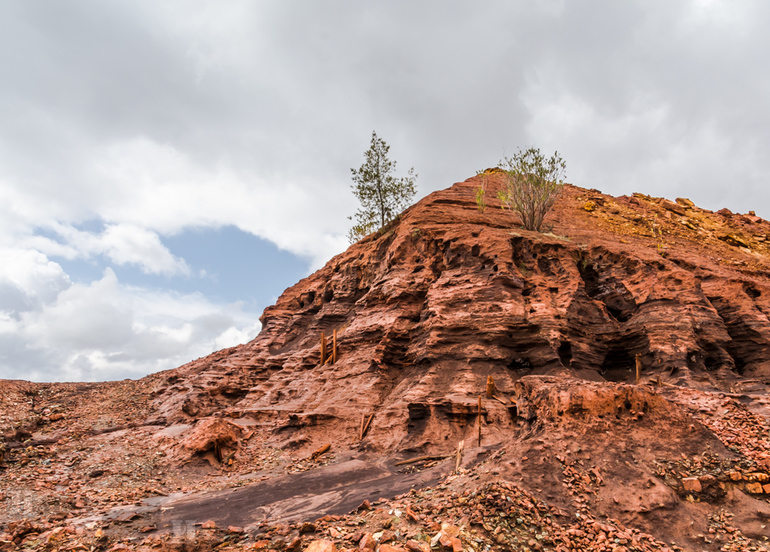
[151,173,770,455]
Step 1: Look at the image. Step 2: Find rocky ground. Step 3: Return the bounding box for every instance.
[2,376,770,551]
[3,174,770,550]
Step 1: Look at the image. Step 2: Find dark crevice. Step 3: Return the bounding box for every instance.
[707,295,768,376]
[508,357,532,371]
[537,256,552,275]
[511,237,528,267]
[578,262,637,322]
[727,344,748,375]
[744,284,761,299]
[606,306,625,322]
[601,347,634,382]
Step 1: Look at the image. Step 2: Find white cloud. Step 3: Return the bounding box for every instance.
[213,321,262,351]
[0,247,71,313]
[523,88,759,209]
[517,1,770,214]
[100,224,190,276]
[0,251,260,382]
[87,137,349,269]
[22,222,190,276]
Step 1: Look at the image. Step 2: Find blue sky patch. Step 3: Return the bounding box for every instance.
[48,225,311,313]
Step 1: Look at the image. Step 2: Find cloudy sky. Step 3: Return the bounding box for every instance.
[2,1,768,382]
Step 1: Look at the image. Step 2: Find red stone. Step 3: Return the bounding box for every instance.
[306,540,337,552]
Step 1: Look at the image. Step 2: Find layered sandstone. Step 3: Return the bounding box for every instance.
[151,173,770,456]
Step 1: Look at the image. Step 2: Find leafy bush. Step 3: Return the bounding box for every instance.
[476,148,566,232]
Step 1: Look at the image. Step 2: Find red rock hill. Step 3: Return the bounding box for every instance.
[3,174,770,551]
[153,173,770,454]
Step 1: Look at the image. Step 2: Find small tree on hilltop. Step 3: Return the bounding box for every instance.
[348,131,417,243]
[476,147,566,232]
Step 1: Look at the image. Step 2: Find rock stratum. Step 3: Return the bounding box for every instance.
[2,173,770,551]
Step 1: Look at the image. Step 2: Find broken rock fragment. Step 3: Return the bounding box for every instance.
[379,545,407,552]
[745,482,764,494]
[359,532,377,551]
[406,540,429,552]
[300,522,317,534]
[306,540,336,552]
[431,523,462,550]
[178,418,242,462]
[682,477,701,493]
